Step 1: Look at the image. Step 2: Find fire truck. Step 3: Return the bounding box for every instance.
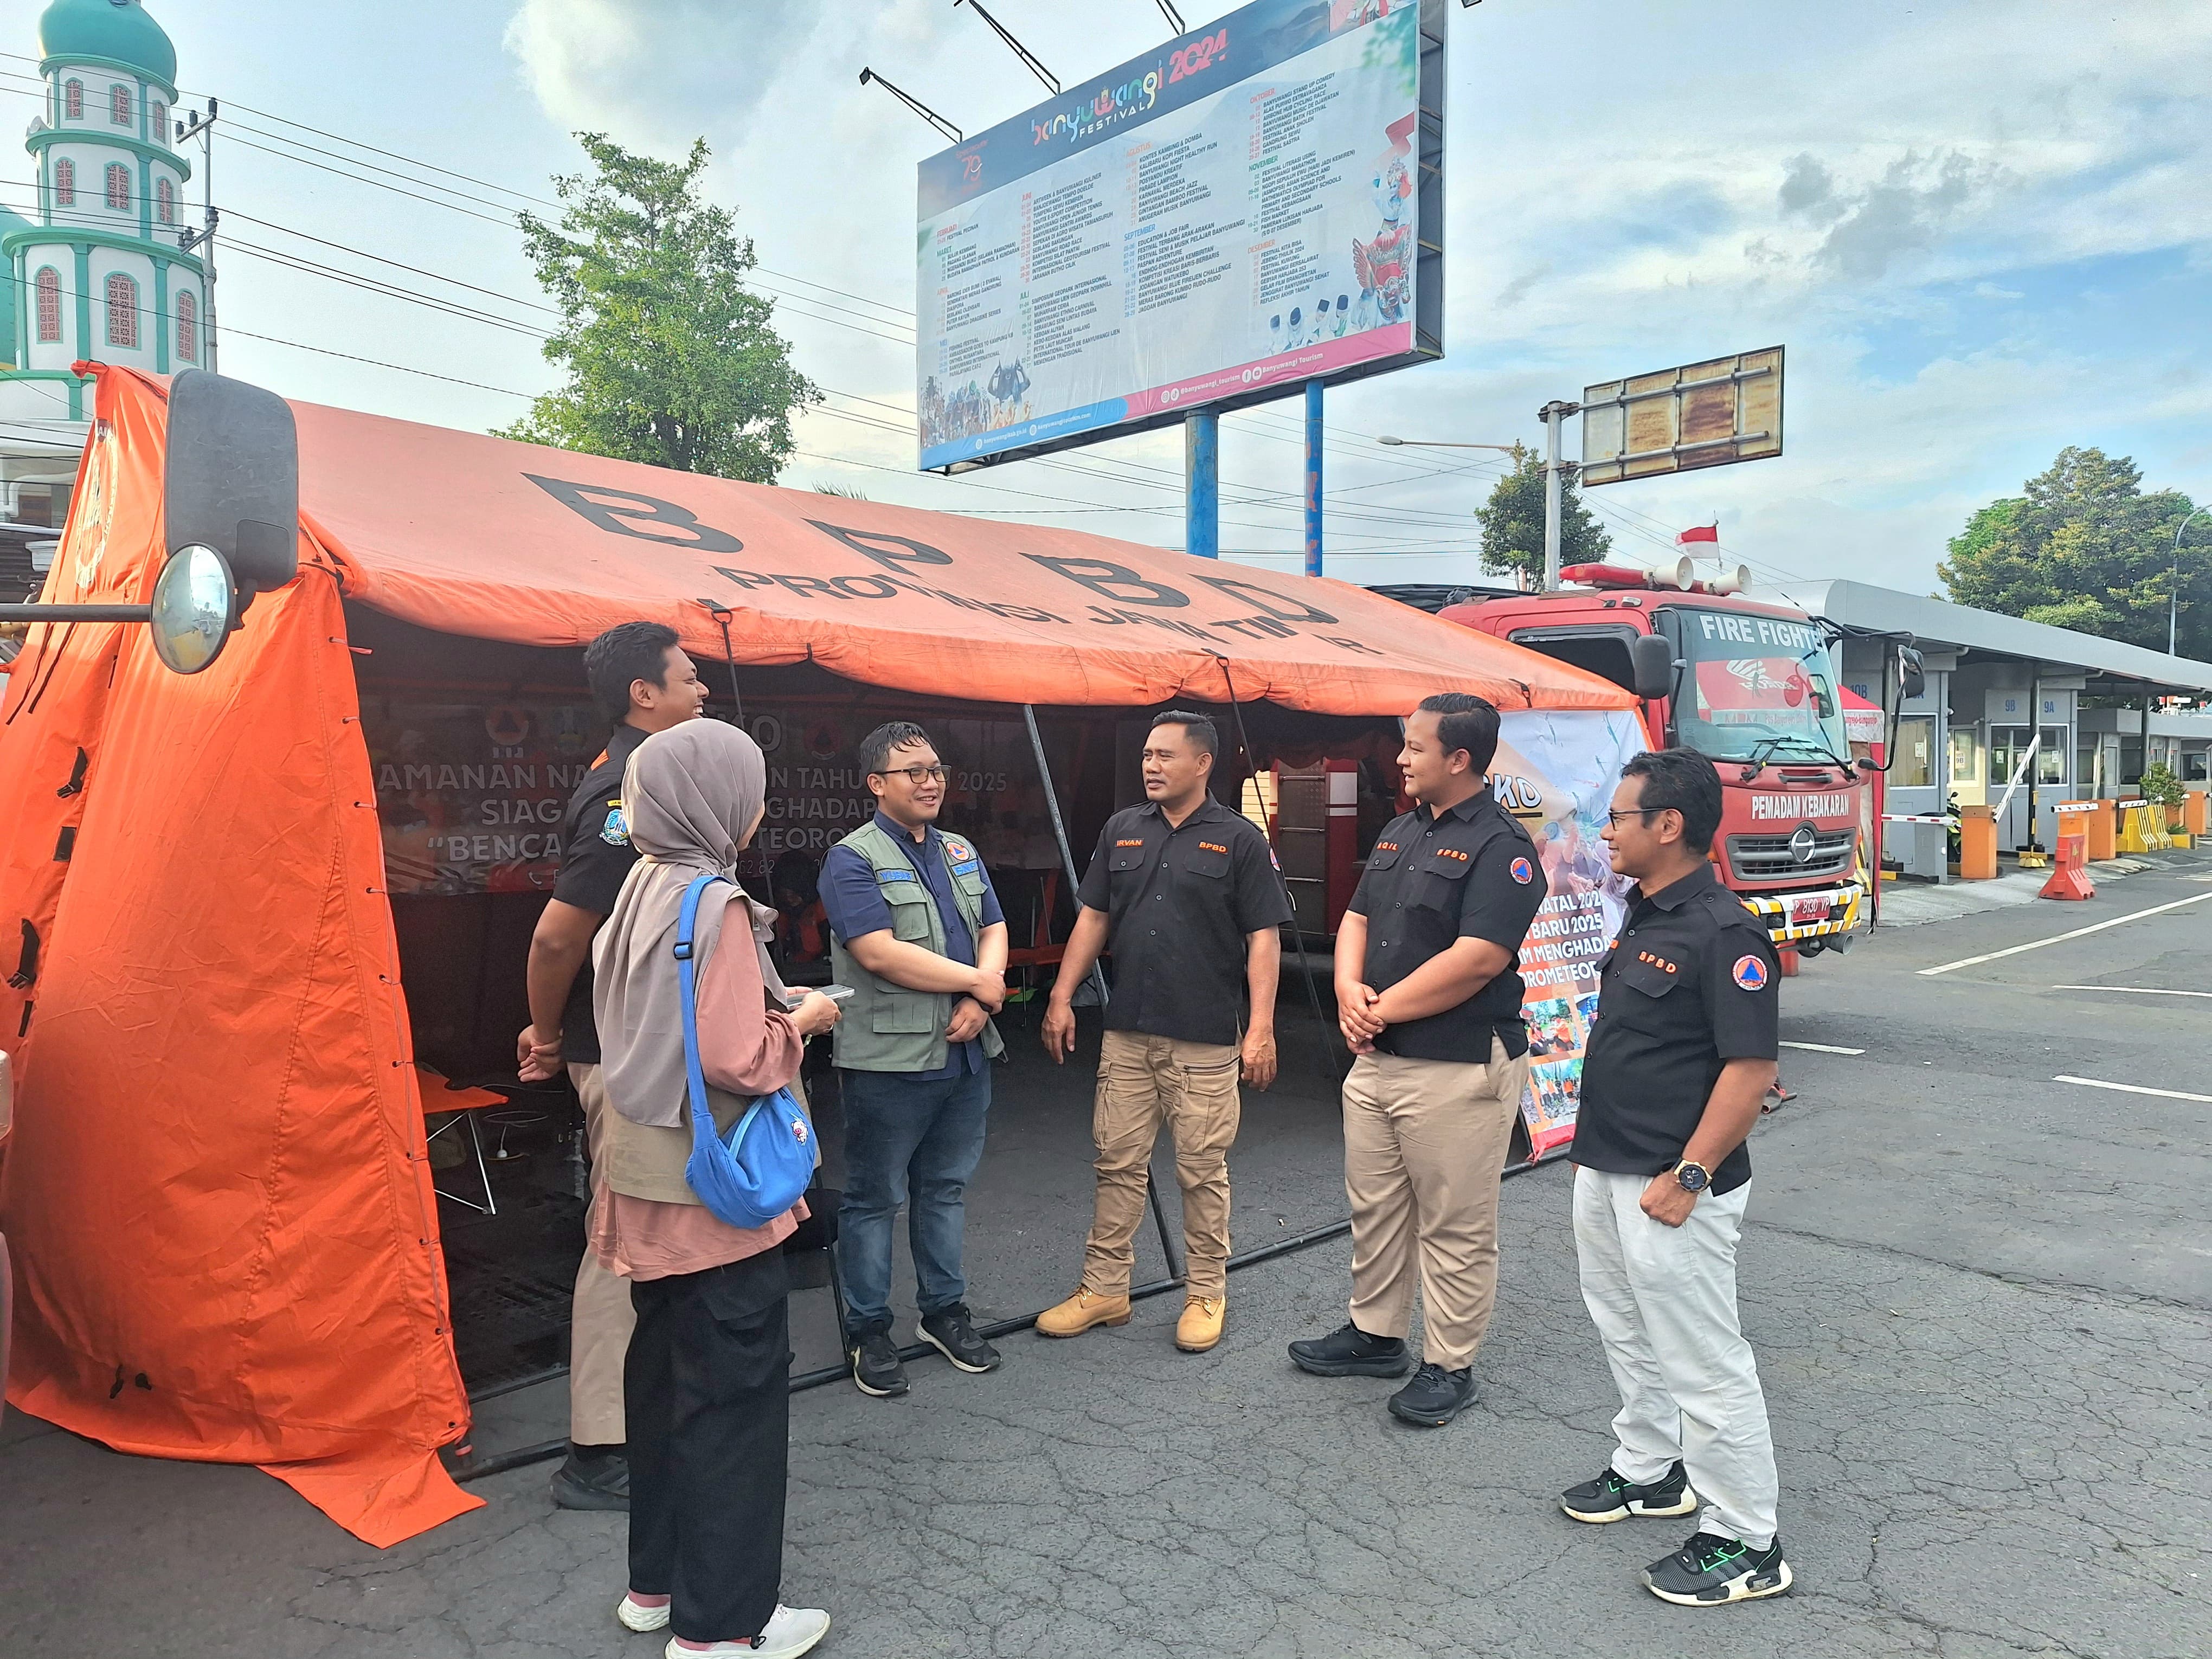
[1420,561,1919,958]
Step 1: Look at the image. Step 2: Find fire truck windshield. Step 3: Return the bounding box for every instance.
[1664,607,1850,766]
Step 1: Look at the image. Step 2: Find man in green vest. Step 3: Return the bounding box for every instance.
[820,721,1009,1399]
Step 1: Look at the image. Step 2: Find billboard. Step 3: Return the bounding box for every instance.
[1577,345,1784,487]
[916,0,1444,472]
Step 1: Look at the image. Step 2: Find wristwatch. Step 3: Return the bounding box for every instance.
[1673,1160,1712,1194]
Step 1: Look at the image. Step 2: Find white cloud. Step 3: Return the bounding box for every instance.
[503,0,827,150]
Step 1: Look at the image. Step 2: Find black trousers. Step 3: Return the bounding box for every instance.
[626,1248,793,1643]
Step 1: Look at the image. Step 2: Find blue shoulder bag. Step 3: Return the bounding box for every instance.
[676,874,814,1230]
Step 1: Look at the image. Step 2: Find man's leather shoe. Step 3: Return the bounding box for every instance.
[1174,1295,1225,1353]
[1034,1288,1132,1337]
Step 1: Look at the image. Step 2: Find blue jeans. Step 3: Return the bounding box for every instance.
[835,1066,992,1333]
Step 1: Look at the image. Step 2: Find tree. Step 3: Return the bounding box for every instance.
[1474,444,1612,583]
[498,134,817,480]
[1937,447,2206,658]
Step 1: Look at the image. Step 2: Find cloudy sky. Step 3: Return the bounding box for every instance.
[11,0,2208,593]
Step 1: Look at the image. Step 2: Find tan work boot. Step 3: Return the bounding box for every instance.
[1035,1288,1132,1338]
[1175,1295,1226,1353]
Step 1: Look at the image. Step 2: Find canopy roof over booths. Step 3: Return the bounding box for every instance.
[0,367,1626,1555]
[289,394,1632,716]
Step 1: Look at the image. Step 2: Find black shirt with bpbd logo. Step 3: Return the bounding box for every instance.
[1346,791,1548,1063]
[1572,861,1780,1194]
[1077,795,1291,1047]
[550,723,648,1065]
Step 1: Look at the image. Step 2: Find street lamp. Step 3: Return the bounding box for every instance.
[2171,506,2208,657]
[1378,433,1574,590]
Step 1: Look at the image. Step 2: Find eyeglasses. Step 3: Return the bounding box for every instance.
[876,764,950,785]
[1604,807,1666,828]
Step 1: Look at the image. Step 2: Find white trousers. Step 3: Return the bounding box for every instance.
[1573,1166,1778,1549]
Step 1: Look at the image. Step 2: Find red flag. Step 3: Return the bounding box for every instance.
[1676,522,1720,545]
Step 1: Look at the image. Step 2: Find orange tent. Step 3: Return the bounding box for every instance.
[0,365,1630,1547]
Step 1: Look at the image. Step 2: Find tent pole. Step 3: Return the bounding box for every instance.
[705,606,745,724]
[1211,659,1345,1083]
[1021,702,1180,1279]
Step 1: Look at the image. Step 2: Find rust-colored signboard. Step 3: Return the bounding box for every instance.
[1577,345,1784,487]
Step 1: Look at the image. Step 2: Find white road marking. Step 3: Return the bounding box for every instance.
[2053,1075,2212,1104]
[1779,1040,1867,1054]
[1916,891,2212,976]
[2050,984,2212,999]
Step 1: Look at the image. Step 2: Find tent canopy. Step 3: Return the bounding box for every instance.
[287,393,1631,716]
[0,366,1623,1556]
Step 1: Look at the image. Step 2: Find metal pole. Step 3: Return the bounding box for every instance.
[201,100,218,372]
[1303,380,1324,579]
[1211,657,1345,1084]
[1540,400,1567,591]
[1021,702,1181,1279]
[0,603,152,622]
[1185,412,1219,560]
[2173,507,2208,657]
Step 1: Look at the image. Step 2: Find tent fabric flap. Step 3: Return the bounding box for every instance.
[286,398,1634,716]
[0,367,478,1546]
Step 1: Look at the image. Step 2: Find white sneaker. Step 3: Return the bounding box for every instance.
[664,1605,830,1658]
[618,1593,671,1632]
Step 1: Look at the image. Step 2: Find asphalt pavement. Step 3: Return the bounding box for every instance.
[5,853,2209,1657]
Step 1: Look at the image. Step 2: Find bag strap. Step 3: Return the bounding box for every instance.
[676,873,729,1135]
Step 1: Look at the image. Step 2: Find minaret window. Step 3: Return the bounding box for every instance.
[106,273,139,349]
[110,85,132,127]
[106,163,130,210]
[151,102,168,143]
[54,158,75,206]
[157,177,176,224]
[36,268,63,343]
[176,290,198,363]
[65,80,83,120]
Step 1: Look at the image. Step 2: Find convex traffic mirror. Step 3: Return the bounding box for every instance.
[149,543,236,674]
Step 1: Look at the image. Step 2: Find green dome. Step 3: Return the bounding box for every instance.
[38,0,177,86]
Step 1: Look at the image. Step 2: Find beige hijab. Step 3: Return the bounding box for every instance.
[593,719,792,1129]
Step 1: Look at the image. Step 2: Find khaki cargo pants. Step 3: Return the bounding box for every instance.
[1342,1037,1527,1371]
[567,1062,635,1445]
[1080,1030,1242,1300]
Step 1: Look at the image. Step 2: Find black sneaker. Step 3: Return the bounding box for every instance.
[848,1325,910,1398]
[1386,1362,1476,1426]
[1560,1461,1699,1523]
[548,1448,629,1512]
[1642,1531,1793,1605]
[916,1303,1001,1374]
[1288,1321,1413,1378]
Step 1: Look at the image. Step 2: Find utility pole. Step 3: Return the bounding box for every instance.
[1538,398,1579,591]
[177,100,219,371]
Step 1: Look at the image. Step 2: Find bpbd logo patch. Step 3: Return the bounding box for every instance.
[1509,855,1534,885]
[1732,954,1770,991]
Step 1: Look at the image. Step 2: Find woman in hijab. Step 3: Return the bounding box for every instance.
[590,717,843,1659]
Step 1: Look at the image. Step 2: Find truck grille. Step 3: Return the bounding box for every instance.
[1727,828,1855,882]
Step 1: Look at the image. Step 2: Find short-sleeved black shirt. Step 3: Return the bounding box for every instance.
[1572,861,1779,1194]
[1076,795,1292,1046]
[550,723,646,1064]
[1347,791,1548,1062]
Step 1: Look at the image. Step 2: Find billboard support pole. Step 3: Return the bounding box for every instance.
[1304,380,1324,578]
[1539,398,1574,591]
[1185,413,1219,560]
